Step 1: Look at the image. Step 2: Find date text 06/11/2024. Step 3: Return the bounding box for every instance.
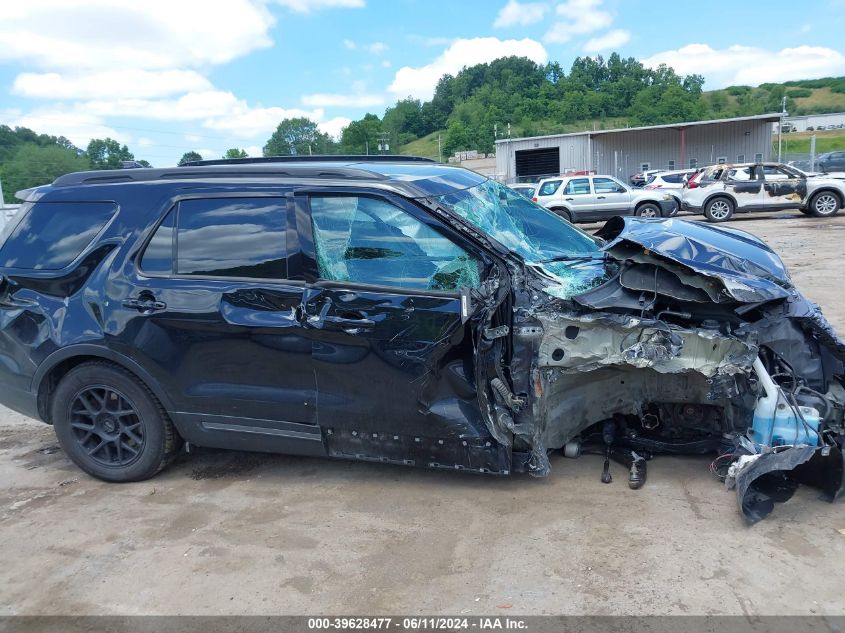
[307,617,529,630]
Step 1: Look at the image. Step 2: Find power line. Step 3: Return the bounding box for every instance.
[6,114,244,144]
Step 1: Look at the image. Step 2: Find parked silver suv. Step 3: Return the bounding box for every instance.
[682,162,845,222]
[533,174,677,223]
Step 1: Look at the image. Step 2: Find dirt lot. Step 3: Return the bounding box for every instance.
[2,210,845,617]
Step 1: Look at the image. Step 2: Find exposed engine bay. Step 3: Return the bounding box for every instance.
[473,216,845,524]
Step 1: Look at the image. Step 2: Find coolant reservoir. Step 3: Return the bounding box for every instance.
[750,358,821,447]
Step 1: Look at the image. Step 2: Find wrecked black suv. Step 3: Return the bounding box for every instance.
[1,156,844,523]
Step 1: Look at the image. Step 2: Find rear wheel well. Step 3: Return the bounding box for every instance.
[36,355,169,428]
[705,193,735,207]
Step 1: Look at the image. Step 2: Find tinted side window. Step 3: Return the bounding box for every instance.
[538,180,561,196]
[0,201,115,270]
[140,208,175,275]
[310,195,480,291]
[177,197,287,279]
[593,177,621,193]
[563,178,590,195]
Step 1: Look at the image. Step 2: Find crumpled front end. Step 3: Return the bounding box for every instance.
[491,216,845,523]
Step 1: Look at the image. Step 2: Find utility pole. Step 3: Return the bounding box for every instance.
[437,135,442,163]
[810,134,817,172]
[0,175,5,209]
[376,132,390,154]
[778,95,787,163]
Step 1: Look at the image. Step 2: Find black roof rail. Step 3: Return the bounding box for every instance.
[51,163,395,187]
[180,155,437,167]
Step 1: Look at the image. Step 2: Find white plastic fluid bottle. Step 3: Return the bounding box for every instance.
[750,358,821,447]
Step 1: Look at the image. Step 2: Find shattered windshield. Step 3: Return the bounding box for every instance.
[432,179,609,299]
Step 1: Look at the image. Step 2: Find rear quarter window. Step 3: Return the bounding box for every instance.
[538,180,561,196]
[0,201,116,270]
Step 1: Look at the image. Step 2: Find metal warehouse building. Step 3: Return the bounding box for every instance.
[494,113,780,183]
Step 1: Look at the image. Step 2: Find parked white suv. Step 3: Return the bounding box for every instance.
[681,162,845,222]
[533,174,677,223]
[643,169,696,214]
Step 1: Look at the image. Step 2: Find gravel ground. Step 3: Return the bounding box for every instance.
[1,210,844,616]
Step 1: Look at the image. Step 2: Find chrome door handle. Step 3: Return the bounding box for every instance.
[123,297,167,312]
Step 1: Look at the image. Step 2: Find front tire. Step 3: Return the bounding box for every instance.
[635,203,661,218]
[808,191,841,217]
[703,197,734,223]
[553,208,573,223]
[52,362,178,482]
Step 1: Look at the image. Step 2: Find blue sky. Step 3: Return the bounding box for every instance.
[0,0,844,166]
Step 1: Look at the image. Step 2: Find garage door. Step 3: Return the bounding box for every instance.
[515,147,560,178]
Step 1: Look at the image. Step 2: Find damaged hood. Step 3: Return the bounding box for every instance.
[594,216,793,303]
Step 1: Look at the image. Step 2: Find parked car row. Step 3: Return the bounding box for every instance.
[807,124,845,131]
[528,174,677,223]
[507,160,845,225]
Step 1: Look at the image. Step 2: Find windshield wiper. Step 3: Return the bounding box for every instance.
[536,254,606,264]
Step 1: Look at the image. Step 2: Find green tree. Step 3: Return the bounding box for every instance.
[264,117,333,156]
[339,113,382,154]
[178,151,203,165]
[86,137,134,169]
[1,143,88,204]
[223,148,248,159]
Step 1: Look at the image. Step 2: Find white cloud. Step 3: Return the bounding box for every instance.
[80,91,246,121]
[203,106,326,139]
[493,0,549,28]
[301,93,386,107]
[543,0,612,44]
[318,116,351,139]
[381,60,391,68]
[343,39,357,49]
[137,137,155,147]
[244,145,262,156]
[407,35,454,47]
[0,0,275,70]
[388,37,548,100]
[11,69,213,100]
[642,44,845,89]
[583,29,630,52]
[270,0,364,12]
[366,42,388,55]
[1,107,127,147]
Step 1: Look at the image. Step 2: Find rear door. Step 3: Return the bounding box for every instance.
[294,189,508,472]
[115,191,323,455]
[723,165,763,210]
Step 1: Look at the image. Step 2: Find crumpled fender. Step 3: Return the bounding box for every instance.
[595,216,792,303]
[732,444,845,524]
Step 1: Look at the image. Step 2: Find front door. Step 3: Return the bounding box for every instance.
[560,177,596,221]
[591,176,631,218]
[113,192,322,455]
[295,190,508,472]
[760,164,807,209]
